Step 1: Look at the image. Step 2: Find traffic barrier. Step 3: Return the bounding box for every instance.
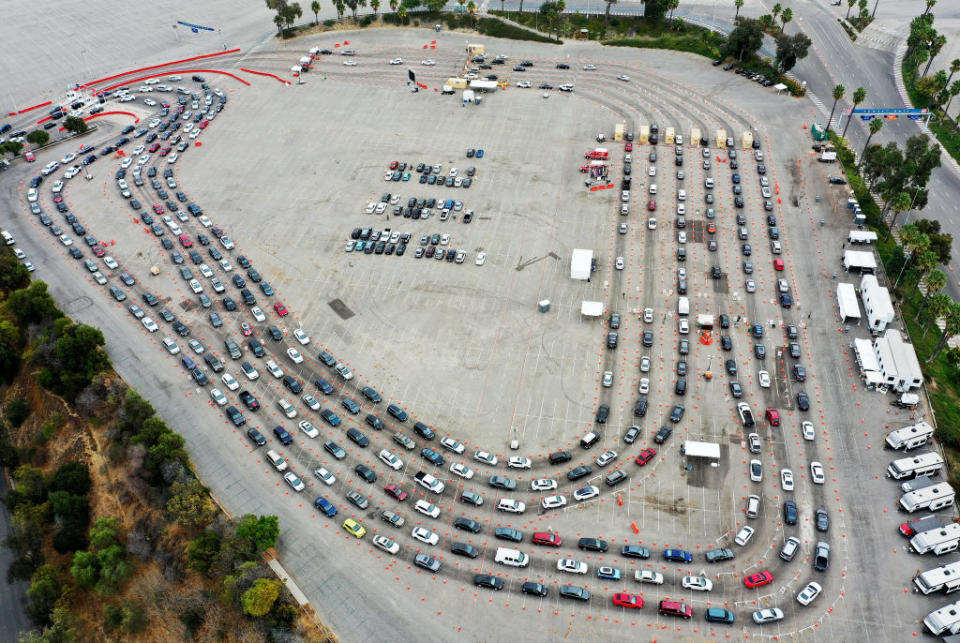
[617,493,623,506]
[631,522,639,534]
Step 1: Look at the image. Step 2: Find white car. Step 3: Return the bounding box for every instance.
[802,421,816,441]
[473,451,498,466]
[615,256,624,270]
[676,203,686,215]
[595,450,617,467]
[421,59,435,66]
[52,180,64,193]
[219,259,233,272]
[389,58,403,65]
[411,527,439,546]
[277,398,296,418]
[497,498,525,513]
[531,478,557,491]
[298,420,320,438]
[440,436,465,454]
[198,264,214,278]
[602,370,613,387]
[517,81,531,88]
[677,231,687,244]
[198,215,213,228]
[758,370,771,388]
[209,388,228,406]
[745,279,756,293]
[103,256,119,269]
[59,234,73,246]
[302,394,321,411]
[475,252,486,266]
[778,278,790,293]
[265,360,283,379]
[187,339,204,354]
[678,319,689,334]
[734,525,755,546]
[810,461,825,484]
[294,328,310,345]
[284,472,305,492]
[188,279,203,294]
[635,570,664,585]
[365,202,376,214]
[797,581,822,606]
[557,559,588,574]
[144,98,157,106]
[682,576,713,592]
[162,337,180,354]
[221,373,239,390]
[372,535,399,555]
[415,499,441,518]
[379,449,404,470]
[541,495,567,510]
[781,468,794,491]
[583,64,597,71]
[334,363,353,380]
[450,462,474,479]
[167,153,178,163]
[61,153,77,164]
[148,118,161,128]
[648,166,656,176]
[647,218,657,229]
[639,356,651,373]
[648,183,657,194]
[287,348,304,363]
[241,363,260,380]
[26,188,38,202]
[749,459,763,482]
[508,456,532,469]
[64,166,81,179]
[573,486,599,501]
[314,466,336,486]
[617,74,630,82]
[343,60,357,66]
[251,307,266,322]
[753,608,784,625]
[639,378,650,394]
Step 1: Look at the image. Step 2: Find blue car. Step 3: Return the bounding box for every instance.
[476,149,484,158]
[597,566,621,580]
[314,496,337,517]
[387,404,408,422]
[320,408,341,427]
[341,397,361,414]
[315,378,334,395]
[663,549,693,563]
[421,448,445,466]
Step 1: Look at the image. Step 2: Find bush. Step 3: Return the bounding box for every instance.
[241,579,283,617]
[323,18,336,26]
[361,14,374,26]
[6,397,30,427]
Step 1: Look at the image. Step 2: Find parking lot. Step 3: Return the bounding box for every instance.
[0,28,950,642]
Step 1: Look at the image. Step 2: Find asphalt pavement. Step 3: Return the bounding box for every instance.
[0,475,32,640]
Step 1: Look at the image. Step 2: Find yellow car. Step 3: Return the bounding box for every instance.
[343,518,366,539]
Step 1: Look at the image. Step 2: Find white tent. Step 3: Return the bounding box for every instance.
[843,250,877,273]
[773,83,788,94]
[837,283,861,322]
[469,79,498,91]
[571,249,592,280]
[581,301,603,317]
[684,441,720,463]
[853,338,881,372]
[848,230,878,245]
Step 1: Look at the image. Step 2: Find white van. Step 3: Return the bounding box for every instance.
[495,547,529,567]
[771,241,782,254]
[745,494,760,519]
[1,230,14,246]
[266,449,288,472]
[678,296,689,316]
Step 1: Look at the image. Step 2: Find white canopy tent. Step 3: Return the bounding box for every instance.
[837,283,861,322]
[469,79,498,91]
[581,301,603,317]
[843,250,877,273]
[684,441,720,460]
[571,249,592,280]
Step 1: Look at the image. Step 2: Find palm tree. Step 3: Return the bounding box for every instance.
[943,80,960,120]
[467,0,477,24]
[826,84,845,132]
[500,0,504,11]
[312,0,320,24]
[913,250,940,301]
[924,293,952,339]
[556,0,566,39]
[274,13,285,34]
[604,0,617,23]
[928,300,960,363]
[397,4,406,21]
[889,191,913,230]
[733,0,743,22]
[371,0,379,16]
[915,269,946,320]
[780,7,792,32]
[859,118,883,169]
[922,34,947,78]
[389,0,397,11]
[667,0,679,20]
[846,0,855,20]
[335,0,345,20]
[841,87,866,140]
[772,3,782,21]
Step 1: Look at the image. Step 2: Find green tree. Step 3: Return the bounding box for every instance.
[166,479,216,528]
[0,320,22,385]
[846,0,855,20]
[371,0,379,15]
[942,80,960,119]
[604,0,616,23]
[734,0,743,22]
[889,190,912,230]
[922,34,947,78]
[6,501,49,580]
[187,528,222,575]
[666,0,678,20]
[859,117,883,168]
[0,247,30,294]
[7,465,47,510]
[38,319,110,402]
[925,292,953,338]
[63,116,87,135]
[311,0,320,22]
[344,0,363,22]
[396,5,406,21]
[841,86,866,139]
[6,397,30,427]
[70,550,99,588]
[95,544,132,595]
[772,2,781,20]
[273,12,284,33]
[236,514,280,553]
[88,516,122,550]
[0,140,24,157]
[774,32,811,73]
[780,6,792,31]
[727,18,764,61]
[25,564,63,627]
[26,130,49,147]
[916,269,947,319]
[6,281,60,326]
[241,578,283,617]
[912,250,940,300]
[390,0,397,11]
[643,0,668,19]
[49,461,91,495]
[929,301,960,362]
[924,0,936,15]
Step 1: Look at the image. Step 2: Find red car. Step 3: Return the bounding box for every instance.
[625,142,633,152]
[743,571,773,588]
[148,143,160,152]
[612,592,643,609]
[159,146,172,157]
[178,234,193,248]
[384,484,407,502]
[647,200,657,211]
[153,204,164,214]
[635,448,657,466]
[389,160,399,170]
[765,408,781,426]
[161,102,170,108]
[773,258,785,271]
[199,120,209,129]
[53,194,64,203]
[240,322,253,336]
[706,223,717,234]
[92,245,105,257]
[273,302,289,317]
[531,531,562,547]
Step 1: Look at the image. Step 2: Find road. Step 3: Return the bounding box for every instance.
[0,475,32,640]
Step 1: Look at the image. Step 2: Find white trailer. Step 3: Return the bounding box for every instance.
[903,475,940,493]
[886,421,934,451]
[887,451,945,479]
[911,523,960,555]
[924,598,960,635]
[916,560,960,595]
[570,249,593,280]
[901,482,956,513]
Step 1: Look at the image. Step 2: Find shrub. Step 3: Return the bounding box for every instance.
[6,397,30,427]
[323,18,336,26]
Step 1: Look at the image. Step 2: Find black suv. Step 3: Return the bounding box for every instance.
[654,425,673,444]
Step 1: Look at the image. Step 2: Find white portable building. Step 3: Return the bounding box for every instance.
[874,329,923,393]
[580,301,603,317]
[860,274,895,333]
[853,337,883,386]
[571,249,592,280]
[842,250,877,273]
[837,282,860,322]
